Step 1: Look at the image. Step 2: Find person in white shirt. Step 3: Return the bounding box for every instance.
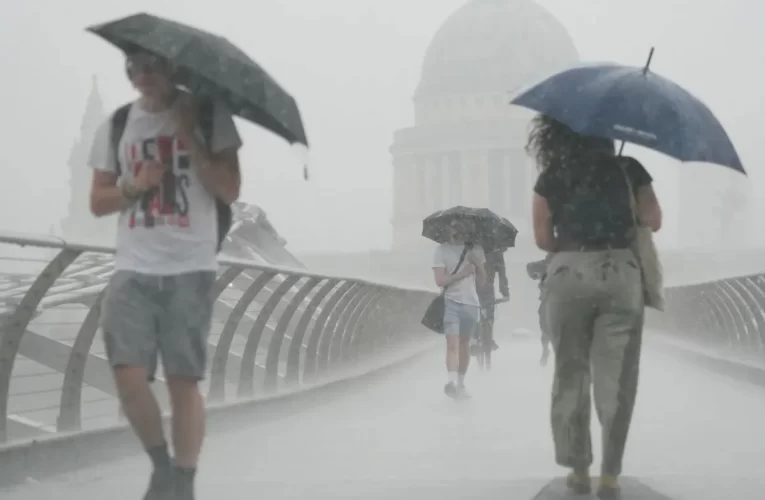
[432,220,487,399]
[89,50,241,500]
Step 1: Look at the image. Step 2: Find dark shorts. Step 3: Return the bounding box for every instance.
[101,270,216,381]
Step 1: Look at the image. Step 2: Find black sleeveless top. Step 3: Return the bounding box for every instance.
[533,154,653,248]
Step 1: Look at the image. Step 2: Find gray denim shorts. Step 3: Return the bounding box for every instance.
[443,298,480,338]
[101,270,216,381]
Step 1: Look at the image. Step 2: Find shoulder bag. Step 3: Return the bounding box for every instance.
[617,160,665,311]
[421,245,471,333]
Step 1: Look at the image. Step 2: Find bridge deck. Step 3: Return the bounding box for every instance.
[3,334,764,500]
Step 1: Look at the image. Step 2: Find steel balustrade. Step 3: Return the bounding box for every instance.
[661,272,765,363]
[0,233,436,444]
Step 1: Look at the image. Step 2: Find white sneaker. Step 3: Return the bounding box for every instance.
[456,384,471,399]
[444,382,459,399]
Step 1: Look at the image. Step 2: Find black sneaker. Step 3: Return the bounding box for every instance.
[143,466,174,500]
[173,467,196,500]
[444,382,458,399]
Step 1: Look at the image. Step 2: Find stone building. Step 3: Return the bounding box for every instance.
[389,0,579,256]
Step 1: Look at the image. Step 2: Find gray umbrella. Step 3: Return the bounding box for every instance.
[422,206,518,250]
[87,12,308,147]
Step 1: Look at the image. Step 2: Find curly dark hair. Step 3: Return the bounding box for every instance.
[525,114,615,172]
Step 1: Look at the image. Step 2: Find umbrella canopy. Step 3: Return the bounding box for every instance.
[87,12,308,146]
[511,62,744,174]
[422,206,518,250]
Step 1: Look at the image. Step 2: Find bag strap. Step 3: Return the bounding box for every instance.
[616,158,639,229]
[441,244,471,294]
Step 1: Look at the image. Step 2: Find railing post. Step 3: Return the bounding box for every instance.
[0,248,81,442]
[237,275,301,398]
[263,278,321,393]
[208,271,277,402]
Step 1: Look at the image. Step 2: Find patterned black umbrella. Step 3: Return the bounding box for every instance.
[87,12,308,146]
[422,206,518,250]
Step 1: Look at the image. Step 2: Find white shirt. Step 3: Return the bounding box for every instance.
[433,243,486,306]
[88,98,242,275]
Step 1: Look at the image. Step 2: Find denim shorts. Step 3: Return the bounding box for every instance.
[443,298,480,338]
[101,270,216,381]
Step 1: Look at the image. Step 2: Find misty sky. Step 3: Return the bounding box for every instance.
[1,0,761,253]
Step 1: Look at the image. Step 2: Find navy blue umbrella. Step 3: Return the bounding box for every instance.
[511,49,745,174]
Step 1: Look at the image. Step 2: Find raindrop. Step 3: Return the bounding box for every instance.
[291,143,310,181]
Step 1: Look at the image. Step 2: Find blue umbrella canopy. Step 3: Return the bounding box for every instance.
[511,54,744,174]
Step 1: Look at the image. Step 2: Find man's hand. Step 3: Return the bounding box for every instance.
[133,160,167,191]
[467,250,481,266]
[455,263,476,280]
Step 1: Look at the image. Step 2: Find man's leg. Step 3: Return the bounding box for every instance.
[160,272,216,499]
[102,272,171,500]
[539,302,551,366]
[443,299,462,397]
[484,304,499,351]
[456,304,479,393]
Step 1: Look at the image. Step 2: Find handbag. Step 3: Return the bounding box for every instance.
[421,245,471,334]
[617,160,665,311]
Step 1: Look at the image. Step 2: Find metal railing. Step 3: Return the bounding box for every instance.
[658,271,765,369]
[0,232,436,445]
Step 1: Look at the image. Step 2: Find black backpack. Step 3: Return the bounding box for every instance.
[109,97,232,252]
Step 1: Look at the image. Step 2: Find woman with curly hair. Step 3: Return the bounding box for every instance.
[528,114,662,499]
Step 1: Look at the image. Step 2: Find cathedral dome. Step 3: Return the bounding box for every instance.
[416,0,578,97]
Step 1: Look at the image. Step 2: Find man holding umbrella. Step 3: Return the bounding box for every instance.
[89,48,241,500]
[86,11,307,500]
[476,245,510,354]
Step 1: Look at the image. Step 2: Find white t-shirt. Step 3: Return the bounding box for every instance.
[432,243,486,306]
[88,99,242,275]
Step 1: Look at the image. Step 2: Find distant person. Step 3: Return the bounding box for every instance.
[528,114,662,499]
[89,49,242,500]
[526,255,552,365]
[432,219,487,399]
[477,246,510,353]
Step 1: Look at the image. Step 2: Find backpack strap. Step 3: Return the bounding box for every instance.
[110,103,132,176]
[194,95,233,253]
